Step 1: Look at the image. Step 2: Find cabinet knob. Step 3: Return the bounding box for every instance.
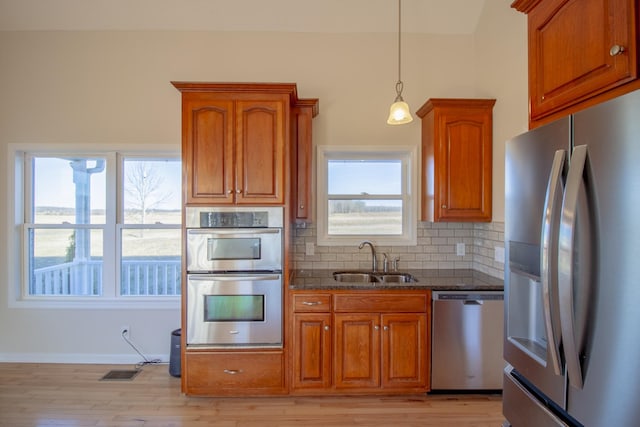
[235,189,242,194]
[384,326,389,331]
[223,369,242,375]
[324,325,330,331]
[441,204,447,209]
[374,325,380,330]
[610,45,626,56]
[227,190,233,194]
[299,204,305,209]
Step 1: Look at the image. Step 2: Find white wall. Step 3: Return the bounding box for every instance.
[474,0,529,222]
[0,1,526,363]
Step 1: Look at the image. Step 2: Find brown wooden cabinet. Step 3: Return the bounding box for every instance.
[174,82,309,206]
[417,98,495,222]
[334,312,427,390]
[290,99,319,222]
[291,290,430,395]
[512,0,639,127]
[291,293,332,391]
[174,83,318,397]
[184,350,286,396]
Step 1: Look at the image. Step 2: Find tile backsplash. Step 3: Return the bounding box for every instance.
[292,221,505,280]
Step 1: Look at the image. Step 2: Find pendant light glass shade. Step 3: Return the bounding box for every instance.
[387,82,413,125]
[387,0,413,125]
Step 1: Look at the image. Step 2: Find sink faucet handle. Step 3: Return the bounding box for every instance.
[382,253,389,273]
[392,257,400,272]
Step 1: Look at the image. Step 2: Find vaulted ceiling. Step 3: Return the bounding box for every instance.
[0,0,487,34]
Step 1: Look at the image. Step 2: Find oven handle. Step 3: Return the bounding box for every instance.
[187,228,281,235]
[187,274,281,281]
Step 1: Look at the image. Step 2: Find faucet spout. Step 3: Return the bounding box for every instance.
[358,240,377,272]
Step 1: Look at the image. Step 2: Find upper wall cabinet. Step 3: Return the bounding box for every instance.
[173,82,317,208]
[512,0,638,127]
[291,100,319,222]
[417,98,495,223]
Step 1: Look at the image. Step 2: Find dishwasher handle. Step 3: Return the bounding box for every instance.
[433,292,503,302]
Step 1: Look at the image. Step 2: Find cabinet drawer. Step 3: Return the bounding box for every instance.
[293,293,332,312]
[185,351,284,394]
[334,293,427,313]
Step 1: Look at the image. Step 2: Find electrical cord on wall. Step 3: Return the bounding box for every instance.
[121,329,164,369]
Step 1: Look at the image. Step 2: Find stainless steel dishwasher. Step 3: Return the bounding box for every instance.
[431,290,504,391]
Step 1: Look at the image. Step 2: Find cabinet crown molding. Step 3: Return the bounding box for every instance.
[511,0,543,13]
[171,81,318,115]
[416,98,496,118]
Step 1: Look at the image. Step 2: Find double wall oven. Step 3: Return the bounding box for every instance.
[185,207,283,348]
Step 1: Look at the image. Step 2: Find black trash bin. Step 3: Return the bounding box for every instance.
[169,328,181,377]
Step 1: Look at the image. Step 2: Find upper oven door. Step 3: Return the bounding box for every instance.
[186,228,282,272]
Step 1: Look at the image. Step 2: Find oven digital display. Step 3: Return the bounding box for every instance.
[207,238,260,260]
[203,295,265,322]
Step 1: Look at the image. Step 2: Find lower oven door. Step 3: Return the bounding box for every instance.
[187,273,282,347]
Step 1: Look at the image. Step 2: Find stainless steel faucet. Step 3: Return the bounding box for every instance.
[358,240,377,272]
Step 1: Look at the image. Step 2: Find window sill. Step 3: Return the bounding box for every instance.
[9,297,181,310]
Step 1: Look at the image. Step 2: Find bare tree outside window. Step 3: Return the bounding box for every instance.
[125,161,174,226]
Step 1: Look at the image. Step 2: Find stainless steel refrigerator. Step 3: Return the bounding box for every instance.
[503,89,640,427]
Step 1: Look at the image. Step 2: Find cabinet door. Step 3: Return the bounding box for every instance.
[235,99,286,204]
[182,96,235,205]
[435,107,492,222]
[526,0,636,121]
[292,313,332,390]
[381,314,427,389]
[291,105,314,221]
[334,313,380,389]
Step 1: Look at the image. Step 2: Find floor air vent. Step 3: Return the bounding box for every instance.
[100,370,140,381]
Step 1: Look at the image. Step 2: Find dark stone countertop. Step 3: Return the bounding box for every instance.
[289,269,504,291]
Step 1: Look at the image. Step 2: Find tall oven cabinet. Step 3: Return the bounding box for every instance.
[173,82,318,397]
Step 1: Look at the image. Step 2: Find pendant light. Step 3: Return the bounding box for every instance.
[387,0,413,125]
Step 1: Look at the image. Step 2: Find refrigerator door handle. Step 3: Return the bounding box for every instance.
[558,144,588,389]
[540,149,566,375]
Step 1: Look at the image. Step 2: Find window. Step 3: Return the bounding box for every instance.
[316,146,417,246]
[13,146,181,305]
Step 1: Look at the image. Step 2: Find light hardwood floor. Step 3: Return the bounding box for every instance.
[0,363,504,426]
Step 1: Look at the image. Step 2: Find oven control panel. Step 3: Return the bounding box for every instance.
[200,211,268,228]
[185,207,284,229]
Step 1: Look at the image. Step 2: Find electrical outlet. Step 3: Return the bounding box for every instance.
[121,325,130,339]
[456,243,465,257]
[494,247,505,263]
[305,242,315,256]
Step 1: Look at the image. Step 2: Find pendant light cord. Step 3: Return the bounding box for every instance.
[397,0,402,85]
[395,0,404,98]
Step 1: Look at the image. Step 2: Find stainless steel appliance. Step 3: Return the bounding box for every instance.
[186,207,283,273]
[431,291,504,390]
[185,207,283,347]
[504,89,640,426]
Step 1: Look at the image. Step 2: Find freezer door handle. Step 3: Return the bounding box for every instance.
[559,144,588,389]
[540,149,566,375]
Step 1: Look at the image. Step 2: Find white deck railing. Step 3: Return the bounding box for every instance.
[31,260,181,296]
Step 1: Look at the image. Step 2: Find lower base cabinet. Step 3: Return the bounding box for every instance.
[184,350,286,396]
[291,290,431,394]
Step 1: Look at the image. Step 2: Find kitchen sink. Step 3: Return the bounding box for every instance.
[333,272,375,282]
[332,271,416,283]
[375,273,416,283]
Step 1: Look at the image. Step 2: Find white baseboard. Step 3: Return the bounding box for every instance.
[0,352,170,364]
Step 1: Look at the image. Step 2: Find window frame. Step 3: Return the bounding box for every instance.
[316,145,418,246]
[7,143,181,309]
